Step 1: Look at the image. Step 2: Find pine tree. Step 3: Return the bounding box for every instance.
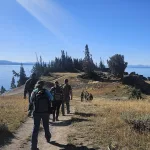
[61,50,66,70]
[17,64,27,87]
[99,58,105,71]
[11,76,16,89]
[0,86,6,94]
[31,50,85,74]
[83,44,94,75]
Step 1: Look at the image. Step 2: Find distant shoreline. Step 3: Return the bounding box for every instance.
[0,64,150,68]
[0,60,35,65]
[0,64,34,65]
[128,66,150,68]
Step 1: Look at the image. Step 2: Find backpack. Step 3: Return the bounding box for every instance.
[63,84,71,98]
[53,86,63,101]
[34,89,52,113]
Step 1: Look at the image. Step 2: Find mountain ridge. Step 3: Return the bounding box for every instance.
[0,60,34,65]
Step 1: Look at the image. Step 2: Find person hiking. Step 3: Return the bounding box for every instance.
[50,81,63,122]
[29,80,53,150]
[84,91,88,101]
[24,73,38,115]
[89,93,93,101]
[62,79,72,115]
[81,91,84,102]
[24,73,38,101]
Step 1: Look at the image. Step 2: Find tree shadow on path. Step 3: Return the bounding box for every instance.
[0,131,14,148]
[50,141,95,150]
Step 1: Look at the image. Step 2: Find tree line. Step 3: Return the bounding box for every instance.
[32,50,84,77]
[0,44,128,94]
[32,45,107,78]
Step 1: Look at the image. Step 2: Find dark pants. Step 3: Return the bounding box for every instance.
[31,113,51,149]
[28,92,32,102]
[52,101,62,120]
[28,92,33,116]
[62,97,70,115]
[28,91,32,110]
[81,96,84,102]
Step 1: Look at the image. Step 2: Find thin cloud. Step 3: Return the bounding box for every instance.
[16,0,73,43]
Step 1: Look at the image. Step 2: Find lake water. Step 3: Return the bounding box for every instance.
[0,65,33,90]
[0,65,150,90]
[125,67,150,78]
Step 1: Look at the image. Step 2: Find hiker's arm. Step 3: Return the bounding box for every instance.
[70,90,73,100]
[29,91,35,110]
[50,87,54,96]
[46,90,54,101]
[70,86,73,100]
[61,88,64,100]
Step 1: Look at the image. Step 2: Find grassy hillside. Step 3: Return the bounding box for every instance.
[41,73,150,149]
[69,98,150,150]
[59,73,150,150]
[0,95,28,145]
[1,72,150,149]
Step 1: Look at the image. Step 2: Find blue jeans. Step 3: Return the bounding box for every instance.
[31,113,51,149]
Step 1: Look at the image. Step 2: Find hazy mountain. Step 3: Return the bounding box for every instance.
[128,65,150,68]
[0,60,34,65]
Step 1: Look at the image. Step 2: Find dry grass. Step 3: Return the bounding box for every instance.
[0,95,28,132]
[42,72,80,85]
[69,98,150,150]
[45,73,150,149]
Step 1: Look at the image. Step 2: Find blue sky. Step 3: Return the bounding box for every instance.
[0,0,150,65]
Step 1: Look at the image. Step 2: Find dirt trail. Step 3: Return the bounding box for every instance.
[1,117,33,150]
[2,75,68,97]
[1,109,74,150]
[23,113,74,150]
[1,74,80,150]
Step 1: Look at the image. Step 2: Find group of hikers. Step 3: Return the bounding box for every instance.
[24,73,72,150]
[81,90,93,102]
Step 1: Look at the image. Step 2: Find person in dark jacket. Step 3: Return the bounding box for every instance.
[29,80,53,150]
[81,91,84,102]
[24,73,38,102]
[89,93,93,101]
[50,81,63,122]
[24,73,38,116]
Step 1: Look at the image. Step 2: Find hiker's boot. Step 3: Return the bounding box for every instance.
[53,113,55,122]
[56,112,59,121]
[53,117,55,122]
[46,137,51,143]
[31,148,39,150]
[67,111,70,114]
[28,111,32,117]
[46,134,51,143]
[62,111,65,116]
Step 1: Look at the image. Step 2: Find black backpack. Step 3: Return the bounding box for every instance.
[53,86,63,101]
[34,89,52,113]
